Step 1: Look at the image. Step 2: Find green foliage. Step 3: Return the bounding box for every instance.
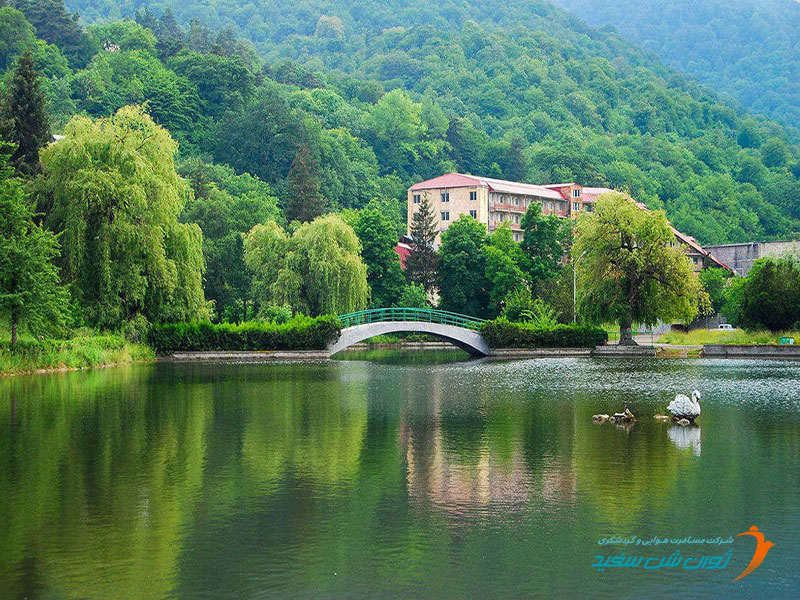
[520,203,567,285]
[520,298,560,329]
[0,331,152,374]
[397,283,428,308]
[286,143,325,223]
[0,150,66,346]
[484,225,526,317]
[574,193,706,342]
[36,105,208,329]
[147,315,342,353]
[180,159,280,322]
[551,0,800,130]
[739,254,800,331]
[697,267,730,314]
[479,317,605,348]
[0,6,36,71]
[405,192,437,292]
[436,215,489,317]
[501,287,536,322]
[1,50,50,175]
[720,276,745,326]
[11,0,93,68]
[243,215,368,316]
[353,205,406,308]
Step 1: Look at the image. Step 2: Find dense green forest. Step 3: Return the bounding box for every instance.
[551,0,800,131]
[44,0,799,246]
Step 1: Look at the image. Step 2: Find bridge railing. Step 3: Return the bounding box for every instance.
[338,308,486,331]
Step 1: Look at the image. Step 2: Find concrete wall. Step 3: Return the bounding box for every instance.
[705,241,798,277]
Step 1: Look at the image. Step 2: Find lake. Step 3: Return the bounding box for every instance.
[1,355,798,598]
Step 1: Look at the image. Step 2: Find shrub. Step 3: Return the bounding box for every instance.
[147,314,342,354]
[479,317,606,348]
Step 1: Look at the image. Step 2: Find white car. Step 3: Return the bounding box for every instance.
[717,323,735,331]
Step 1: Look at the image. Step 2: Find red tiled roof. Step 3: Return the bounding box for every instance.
[409,172,563,199]
[394,242,411,270]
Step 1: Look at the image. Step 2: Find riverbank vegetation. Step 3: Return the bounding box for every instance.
[480,319,605,348]
[148,315,341,353]
[0,332,153,375]
[658,329,800,347]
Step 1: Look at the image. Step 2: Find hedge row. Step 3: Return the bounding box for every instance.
[479,318,607,348]
[148,315,342,354]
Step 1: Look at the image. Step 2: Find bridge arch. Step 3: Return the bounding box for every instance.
[328,309,490,357]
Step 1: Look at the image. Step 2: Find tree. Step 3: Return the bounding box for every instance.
[520,203,566,286]
[10,0,93,68]
[698,267,730,315]
[0,6,36,71]
[181,161,281,322]
[286,143,326,223]
[483,225,526,317]
[0,150,65,348]
[35,106,207,329]
[1,51,50,176]
[739,254,800,331]
[353,206,405,308]
[244,215,368,316]
[405,192,437,294]
[437,215,490,317]
[574,193,705,345]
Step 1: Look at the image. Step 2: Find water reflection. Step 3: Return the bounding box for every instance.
[0,358,798,598]
[668,424,702,456]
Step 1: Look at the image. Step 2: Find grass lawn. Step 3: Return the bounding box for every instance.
[1,331,154,375]
[658,329,799,346]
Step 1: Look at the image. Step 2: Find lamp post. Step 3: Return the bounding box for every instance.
[573,250,587,324]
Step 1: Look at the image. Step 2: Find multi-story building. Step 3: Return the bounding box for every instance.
[407,173,586,243]
[406,173,731,273]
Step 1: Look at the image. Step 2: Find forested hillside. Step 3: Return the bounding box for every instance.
[551,0,800,131]
[4,0,800,246]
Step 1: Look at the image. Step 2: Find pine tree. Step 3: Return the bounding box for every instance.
[2,51,50,176]
[405,193,438,294]
[286,144,326,223]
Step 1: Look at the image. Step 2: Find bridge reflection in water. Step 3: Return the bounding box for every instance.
[329,308,490,357]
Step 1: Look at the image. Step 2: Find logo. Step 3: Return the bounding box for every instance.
[732,526,774,582]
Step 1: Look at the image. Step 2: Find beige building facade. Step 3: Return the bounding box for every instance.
[408,173,587,244]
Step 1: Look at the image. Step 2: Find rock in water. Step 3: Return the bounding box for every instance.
[654,414,671,421]
[676,418,691,426]
[592,414,610,422]
[624,408,635,422]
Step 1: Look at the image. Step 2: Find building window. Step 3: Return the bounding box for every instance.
[413,193,421,204]
[469,210,477,219]
[441,192,450,203]
[514,214,520,223]
[469,191,477,201]
[441,211,450,221]
[572,188,581,198]
[573,202,580,211]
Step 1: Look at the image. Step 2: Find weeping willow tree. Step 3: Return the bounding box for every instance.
[244,214,368,316]
[574,193,706,345]
[36,105,207,328]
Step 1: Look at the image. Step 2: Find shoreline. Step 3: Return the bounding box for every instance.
[4,342,797,377]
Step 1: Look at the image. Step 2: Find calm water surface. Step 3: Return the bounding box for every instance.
[1,355,798,599]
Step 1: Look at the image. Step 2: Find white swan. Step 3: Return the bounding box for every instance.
[667,390,701,421]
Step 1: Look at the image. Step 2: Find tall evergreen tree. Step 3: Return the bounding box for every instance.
[1,51,50,176]
[405,192,437,293]
[286,143,325,223]
[0,149,65,348]
[11,0,92,68]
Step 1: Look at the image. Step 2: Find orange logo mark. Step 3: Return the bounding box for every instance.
[733,526,774,582]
